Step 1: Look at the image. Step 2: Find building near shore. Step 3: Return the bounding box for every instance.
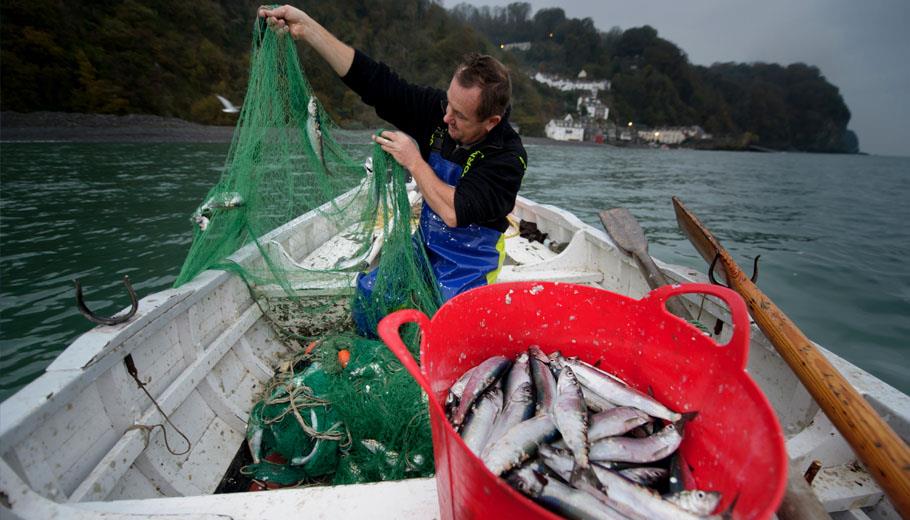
[545,114,584,142]
[637,126,713,145]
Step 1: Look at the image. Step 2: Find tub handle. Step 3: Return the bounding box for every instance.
[377,309,445,415]
[644,283,751,369]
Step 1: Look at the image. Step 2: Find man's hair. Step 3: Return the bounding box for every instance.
[454,53,511,121]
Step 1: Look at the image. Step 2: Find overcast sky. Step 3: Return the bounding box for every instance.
[453,0,910,157]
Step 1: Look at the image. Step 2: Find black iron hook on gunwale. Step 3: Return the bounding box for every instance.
[707,253,761,288]
[707,253,760,336]
[74,276,139,325]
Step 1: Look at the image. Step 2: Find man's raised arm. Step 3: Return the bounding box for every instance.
[258,5,355,77]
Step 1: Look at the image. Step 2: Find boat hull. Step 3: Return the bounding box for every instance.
[1,190,907,518]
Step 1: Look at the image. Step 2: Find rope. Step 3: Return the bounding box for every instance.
[504,215,520,239]
[125,355,191,456]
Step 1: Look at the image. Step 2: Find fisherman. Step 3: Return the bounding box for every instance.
[259,5,527,333]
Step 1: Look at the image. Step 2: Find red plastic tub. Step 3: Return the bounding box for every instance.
[378,282,787,520]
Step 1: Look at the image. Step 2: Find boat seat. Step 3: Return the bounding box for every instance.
[497,267,603,284]
[504,233,557,266]
[498,228,603,285]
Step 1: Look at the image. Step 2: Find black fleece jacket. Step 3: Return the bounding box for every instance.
[341,49,526,233]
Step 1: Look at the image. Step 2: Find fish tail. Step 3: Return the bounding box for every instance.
[675,410,699,430]
[569,460,598,489]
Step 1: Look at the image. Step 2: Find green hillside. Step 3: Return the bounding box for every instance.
[1,0,857,152]
[454,4,858,152]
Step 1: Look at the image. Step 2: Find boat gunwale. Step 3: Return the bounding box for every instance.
[0,184,365,449]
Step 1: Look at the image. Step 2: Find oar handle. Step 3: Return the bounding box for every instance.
[674,197,910,517]
[731,270,910,516]
[635,254,693,319]
[635,250,671,288]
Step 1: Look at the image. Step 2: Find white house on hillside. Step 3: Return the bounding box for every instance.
[501,41,531,51]
[545,114,584,142]
[577,95,609,120]
[532,72,610,95]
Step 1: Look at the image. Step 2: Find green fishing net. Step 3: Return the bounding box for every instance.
[174,18,440,486]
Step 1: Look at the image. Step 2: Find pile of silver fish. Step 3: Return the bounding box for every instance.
[446,347,725,520]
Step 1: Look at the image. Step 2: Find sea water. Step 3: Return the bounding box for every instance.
[1,139,908,400]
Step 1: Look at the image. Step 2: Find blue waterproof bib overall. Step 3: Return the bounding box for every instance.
[352,151,505,335]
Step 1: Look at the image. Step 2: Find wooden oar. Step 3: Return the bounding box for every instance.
[599,208,691,318]
[672,196,910,517]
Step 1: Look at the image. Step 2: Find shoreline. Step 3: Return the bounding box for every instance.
[1,111,235,144]
[0,111,868,155]
[0,111,610,148]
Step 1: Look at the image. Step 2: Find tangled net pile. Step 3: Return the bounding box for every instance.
[174,19,441,486]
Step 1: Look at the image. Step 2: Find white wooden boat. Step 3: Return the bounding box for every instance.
[2,184,907,519]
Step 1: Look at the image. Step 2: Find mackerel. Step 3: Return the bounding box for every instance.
[307,97,326,171]
[460,384,503,456]
[589,464,720,520]
[509,465,627,520]
[488,353,534,441]
[588,407,652,441]
[449,364,479,399]
[565,358,682,422]
[580,385,616,412]
[554,366,590,479]
[590,423,683,464]
[445,363,481,418]
[451,355,510,428]
[488,382,534,443]
[538,444,588,483]
[548,351,567,378]
[481,415,558,475]
[665,490,723,516]
[530,350,557,416]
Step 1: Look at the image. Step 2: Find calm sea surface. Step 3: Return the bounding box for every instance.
[1,138,908,401]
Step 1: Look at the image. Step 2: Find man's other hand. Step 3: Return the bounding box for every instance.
[258,5,309,40]
[373,131,422,173]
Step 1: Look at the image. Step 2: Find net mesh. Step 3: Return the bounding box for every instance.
[174,18,440,486]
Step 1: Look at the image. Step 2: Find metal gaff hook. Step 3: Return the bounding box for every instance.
[74,276,139,326]
[708,253,761,287]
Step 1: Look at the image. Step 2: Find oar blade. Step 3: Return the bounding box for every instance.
[598,208,648,256]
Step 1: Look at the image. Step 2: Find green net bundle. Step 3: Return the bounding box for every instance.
[174,19,441,487]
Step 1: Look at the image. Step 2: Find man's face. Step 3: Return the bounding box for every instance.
[443,77,501,145]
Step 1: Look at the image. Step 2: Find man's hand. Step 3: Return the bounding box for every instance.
[372,131,422,172]
[258,5,310,40]
[373,131,458,227]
